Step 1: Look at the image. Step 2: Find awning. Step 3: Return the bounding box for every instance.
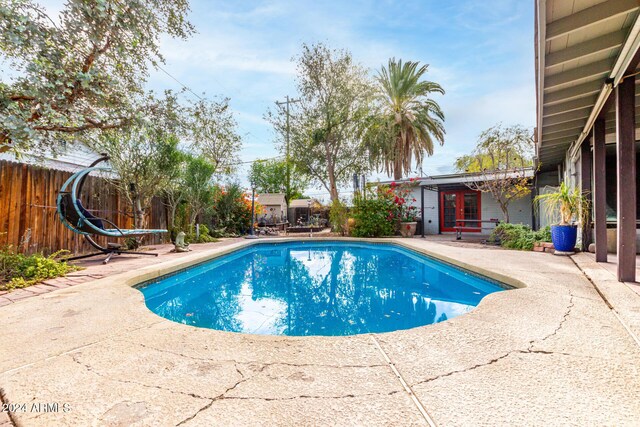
[535,0,640,171]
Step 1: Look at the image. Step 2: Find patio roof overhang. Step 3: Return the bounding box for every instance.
[535,0,640,171]
[374,168,535,187]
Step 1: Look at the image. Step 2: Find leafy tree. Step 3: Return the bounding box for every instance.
[365,59,445,180]
[249,158,308,203]
[183,155,215,226]
[210,183,263,235]
[186,97,242,177]
[267,43,373,202]
[163,153,188,230]
[97,126,182,230]
[455,124,534,222]
[0,0,194,153]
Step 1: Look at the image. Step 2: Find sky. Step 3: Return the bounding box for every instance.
[34,0,536,200]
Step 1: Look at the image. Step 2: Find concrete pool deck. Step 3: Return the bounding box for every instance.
[1,237,639,426]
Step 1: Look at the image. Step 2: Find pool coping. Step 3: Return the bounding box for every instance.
[119,237,528,339]
[127,237,527,292]
[132,238,516,337]
[134,238,518,291]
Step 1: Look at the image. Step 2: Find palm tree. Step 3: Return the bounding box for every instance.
[366,59,445,180]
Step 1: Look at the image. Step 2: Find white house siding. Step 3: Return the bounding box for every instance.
[405,186,439,235]
[536,170,560,229]
[421,188,439,234]
[481,193,533,229]
[388,178,536,237]
[406,186,533,235]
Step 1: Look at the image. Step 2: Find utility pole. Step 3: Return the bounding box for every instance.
[275,96,300,207]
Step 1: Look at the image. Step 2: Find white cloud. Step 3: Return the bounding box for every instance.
[22,0,534,191]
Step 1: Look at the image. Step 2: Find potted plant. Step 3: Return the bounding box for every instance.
[534,182,589,253]
[398,205,419,237]
[390,181,419,238]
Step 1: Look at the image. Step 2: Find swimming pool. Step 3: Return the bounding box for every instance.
[137,241,508,336]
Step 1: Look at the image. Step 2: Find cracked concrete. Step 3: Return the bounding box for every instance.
[1,237,640,426]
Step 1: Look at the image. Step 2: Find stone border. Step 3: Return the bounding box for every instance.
[70,237,529,341]
[124,237,528,292]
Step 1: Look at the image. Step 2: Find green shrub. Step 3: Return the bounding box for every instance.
[490,224,552,251]
[0,248,79,291]
[351,197,396,238]
[533,226,552,243]
[186,224,219,243]
[329,199,348,236]
[210,183,256,235]
[124,237,140,250]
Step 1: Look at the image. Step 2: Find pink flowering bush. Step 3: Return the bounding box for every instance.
[351,179,421,237]
[388,179,419,222]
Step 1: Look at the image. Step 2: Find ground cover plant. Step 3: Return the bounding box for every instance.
[0,248,79,290]
[185,224,218,244]
[489,223,551,251]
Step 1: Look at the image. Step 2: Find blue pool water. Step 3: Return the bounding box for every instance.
[137,241,507,336]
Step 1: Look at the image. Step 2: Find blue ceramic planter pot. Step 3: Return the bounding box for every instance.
[551,224,578,252]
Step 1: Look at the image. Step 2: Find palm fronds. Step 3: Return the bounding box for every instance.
[366,58,445,179]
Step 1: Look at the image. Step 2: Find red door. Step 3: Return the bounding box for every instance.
[439,190,481,232]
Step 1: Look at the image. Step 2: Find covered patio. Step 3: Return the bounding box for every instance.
[536,0,640,282]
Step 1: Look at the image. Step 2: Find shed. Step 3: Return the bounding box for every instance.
[288,198,321,225]
[256,193,287,224]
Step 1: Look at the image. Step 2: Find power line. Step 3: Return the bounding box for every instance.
[155,65,286,170]
[156,64,204,101]
[244,131,267,144]
[228,155,284,166]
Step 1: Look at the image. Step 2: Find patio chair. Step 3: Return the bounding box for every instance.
[56,155,167,264]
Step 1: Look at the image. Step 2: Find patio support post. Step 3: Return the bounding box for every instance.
[593,117,607,262]
[421,186,425,238]
[580,141,593,251]
[615,75,636,282]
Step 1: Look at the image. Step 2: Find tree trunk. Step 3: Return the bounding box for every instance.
[393,165,402,181]
[133,198,146,246]
[134,198,145,229]
[169,203,177,229]
[326,159,340,202]
[499,201,510,223]
[393,138,403,180]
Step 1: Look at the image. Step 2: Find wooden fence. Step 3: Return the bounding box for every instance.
[0,160,168,255]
